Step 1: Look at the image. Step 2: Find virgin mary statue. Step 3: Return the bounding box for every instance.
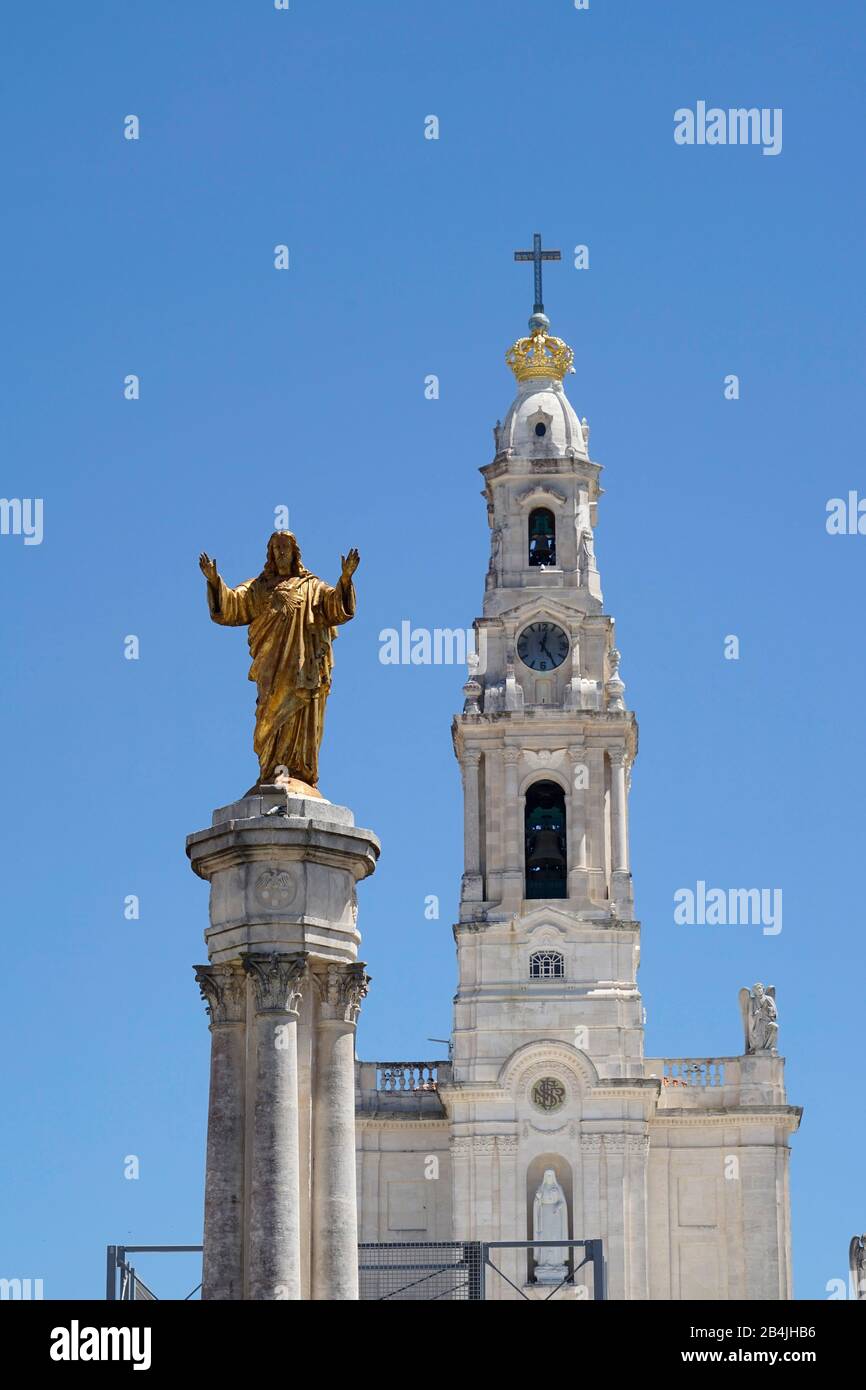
[199,530,358,792]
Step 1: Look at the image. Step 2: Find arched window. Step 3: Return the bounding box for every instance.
[528,508,556,568]
[530,950,564,980]
[525,780,567,899]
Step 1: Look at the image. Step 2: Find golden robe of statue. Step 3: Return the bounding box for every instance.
[199,531,359,792]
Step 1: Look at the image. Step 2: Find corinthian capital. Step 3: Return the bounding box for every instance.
[194,961,247,1025]
[243,952,307,1015]
[314,962,370,1024]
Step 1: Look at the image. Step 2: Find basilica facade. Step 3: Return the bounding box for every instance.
[354,296,800,1300]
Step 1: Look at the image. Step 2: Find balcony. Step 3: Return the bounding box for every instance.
[356,1060,452,1117]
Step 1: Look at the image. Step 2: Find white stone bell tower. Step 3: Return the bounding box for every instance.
[451,302,642,1078]
[441,275,653,1297]
[354,247,800,1302]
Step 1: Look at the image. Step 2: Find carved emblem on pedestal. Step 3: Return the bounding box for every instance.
[254,867,297,910]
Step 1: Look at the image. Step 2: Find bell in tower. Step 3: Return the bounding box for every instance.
[528,507,556,568]
[524,780,567,899]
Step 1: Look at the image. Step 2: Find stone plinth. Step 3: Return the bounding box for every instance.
[189,788,379,1301]
[187,786,379,964]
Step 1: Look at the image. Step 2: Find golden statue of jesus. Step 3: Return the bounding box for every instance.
[199,531,359,793]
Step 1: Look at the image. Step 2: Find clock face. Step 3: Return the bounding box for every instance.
[517,622,569,672]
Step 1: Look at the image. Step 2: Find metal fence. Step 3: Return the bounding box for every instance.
[106,1245,203,1301]
[106,1239,604,1301]
[358,1239,605,1301]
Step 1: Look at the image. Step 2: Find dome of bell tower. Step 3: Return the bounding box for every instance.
[498,373,588,460]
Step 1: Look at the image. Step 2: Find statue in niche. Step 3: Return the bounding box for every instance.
[487,525,503,588]
[739,983,778,1055]
[576,526,595,586]
[850,1235,866,1300]
[532,1168,569,1285]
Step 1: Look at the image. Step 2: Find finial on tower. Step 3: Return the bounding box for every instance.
[508,232,574,382]
[513,232,561,328]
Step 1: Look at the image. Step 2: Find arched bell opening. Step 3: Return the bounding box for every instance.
[525,780,567,899]
[528,507,556,568]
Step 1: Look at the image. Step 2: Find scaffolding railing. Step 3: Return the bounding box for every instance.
[105,1245,203,1301]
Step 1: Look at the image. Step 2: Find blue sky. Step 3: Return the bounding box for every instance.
[1,0,864,1300]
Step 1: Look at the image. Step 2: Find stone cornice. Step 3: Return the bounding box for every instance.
[186,821,380,884]
[355,1110,799,1136]
[438,1080,657,1106]
[453,711,637,731]
[481,455,602,487]
[650,1106,802,1131]
[453,918,642,938]
[356,1116,450,1132]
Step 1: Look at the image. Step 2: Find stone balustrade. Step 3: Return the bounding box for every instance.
[355,1060,452,1115]
[645,1056,741,1105]
[376,1061,450,1093]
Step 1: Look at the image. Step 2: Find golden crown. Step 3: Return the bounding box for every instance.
[506,327,575,382]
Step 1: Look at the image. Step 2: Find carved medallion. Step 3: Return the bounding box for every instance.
[531,1076,566,1112]
[255,867,297,910]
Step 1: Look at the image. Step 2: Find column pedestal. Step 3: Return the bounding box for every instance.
[189,787,379,1300]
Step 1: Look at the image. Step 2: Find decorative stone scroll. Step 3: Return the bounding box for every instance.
[194,961,247,1025]
[243,952,307,1015]
[315,963,370,1024]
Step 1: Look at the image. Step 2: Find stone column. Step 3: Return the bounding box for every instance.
[568,742,589,904]
[311,962,369,1300]
[194,961,247,1300]
[461,749,483,903]
[579,1133,604,1296]
[450,1137,472,1243]
[244,952,307,1300]
[625,1134,650,1300]
[609,747,633,915]
[584,746,606,904]
[604,1134,627,1300]
[502,747,522,906]
[496,1135,521,1296]
[609,748,629,874]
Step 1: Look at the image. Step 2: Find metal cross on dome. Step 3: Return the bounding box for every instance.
[513,233,562,316]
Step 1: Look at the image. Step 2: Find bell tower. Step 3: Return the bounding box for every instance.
[356,243,799,1303]
[438,252,654,1293]
[450,264,642,1076]
[439,248,651,1291]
